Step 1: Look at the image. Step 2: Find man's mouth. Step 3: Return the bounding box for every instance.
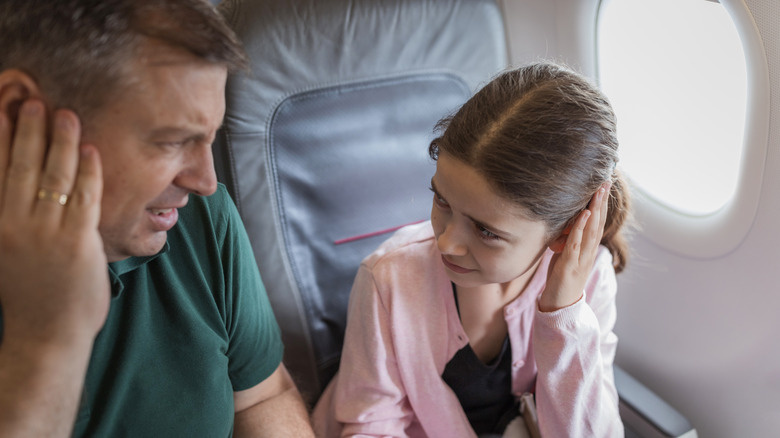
[150,208,174,216]
[146,207,180,232]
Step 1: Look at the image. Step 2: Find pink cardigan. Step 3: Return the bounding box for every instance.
[312,222,623,437]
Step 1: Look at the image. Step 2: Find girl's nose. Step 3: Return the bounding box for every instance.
[436,221,468,257]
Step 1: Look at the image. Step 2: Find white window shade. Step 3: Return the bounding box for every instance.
[597,0,769,258]
[599,0,746,216]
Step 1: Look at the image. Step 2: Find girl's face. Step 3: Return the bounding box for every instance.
[430,152,550,290]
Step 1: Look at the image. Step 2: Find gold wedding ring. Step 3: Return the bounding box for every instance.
[37,188,69,206]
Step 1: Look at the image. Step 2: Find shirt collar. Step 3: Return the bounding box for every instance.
[107,241,170,297]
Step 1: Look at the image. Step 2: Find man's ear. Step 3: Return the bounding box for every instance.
[0,69,43,122]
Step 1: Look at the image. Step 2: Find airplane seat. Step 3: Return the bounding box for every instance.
[212,0,696,436]
[213,0,504,401]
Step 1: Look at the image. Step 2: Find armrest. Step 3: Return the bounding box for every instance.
[614,365,698,438]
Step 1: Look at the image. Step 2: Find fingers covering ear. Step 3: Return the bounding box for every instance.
[549,234,566,253]
[549,217,576,253]
[0,69,42,122]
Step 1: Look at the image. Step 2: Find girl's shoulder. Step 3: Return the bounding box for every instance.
[361,220,438,271]
[594,243,613,262]
[583,245,618,302]
[592,245,617,281]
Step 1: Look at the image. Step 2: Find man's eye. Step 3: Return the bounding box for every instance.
[157,141,184,148]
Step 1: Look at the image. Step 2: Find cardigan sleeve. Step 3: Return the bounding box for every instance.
[329,264,416,437]
[531,247,623,437]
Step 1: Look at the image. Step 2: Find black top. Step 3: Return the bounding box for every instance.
[441,284,519,435]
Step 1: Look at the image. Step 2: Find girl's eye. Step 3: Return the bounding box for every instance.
[476,224,500,241]
[429,187,450,208]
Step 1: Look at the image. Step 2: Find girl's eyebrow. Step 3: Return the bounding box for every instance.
[429,177,511,238]
[429,178,442,196]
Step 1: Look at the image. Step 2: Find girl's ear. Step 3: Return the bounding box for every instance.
[0,69,43,122]
[548,221,575,253]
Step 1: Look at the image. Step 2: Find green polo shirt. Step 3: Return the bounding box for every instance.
[71,185,284,437]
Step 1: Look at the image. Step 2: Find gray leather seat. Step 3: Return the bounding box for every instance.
[213,0,506,402]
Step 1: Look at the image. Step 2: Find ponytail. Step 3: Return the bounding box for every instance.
[601,169,632,273]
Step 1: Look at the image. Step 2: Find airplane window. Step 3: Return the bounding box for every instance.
[597,0,747,216]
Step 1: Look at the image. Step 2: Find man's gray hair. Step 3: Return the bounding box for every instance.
[0,0,247,120]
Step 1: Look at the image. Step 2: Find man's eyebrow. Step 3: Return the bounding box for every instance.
[148,127,208,142]
[429,178,511,237]
[149,127,194,136]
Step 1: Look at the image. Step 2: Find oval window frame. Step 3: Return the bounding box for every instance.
[596,0,769,259]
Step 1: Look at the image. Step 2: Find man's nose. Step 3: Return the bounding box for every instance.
[176,143,218,197]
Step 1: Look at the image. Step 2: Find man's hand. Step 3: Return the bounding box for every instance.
[0,99,109,344]
[0,99,109,437]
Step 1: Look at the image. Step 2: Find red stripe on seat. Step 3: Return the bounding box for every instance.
[333,220,426,245]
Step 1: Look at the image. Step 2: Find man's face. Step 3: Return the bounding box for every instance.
[81,41,227,262]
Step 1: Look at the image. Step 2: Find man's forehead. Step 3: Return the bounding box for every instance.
[84,42,227,137]
[135,37,218,68]
[105,38,226,106]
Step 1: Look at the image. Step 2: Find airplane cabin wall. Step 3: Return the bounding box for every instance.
[498,0,599,77]
[500,0,780,436]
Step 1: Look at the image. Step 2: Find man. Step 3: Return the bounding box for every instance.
[0,1,315,436]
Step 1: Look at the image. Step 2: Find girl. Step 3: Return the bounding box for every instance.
[313,62,630,437]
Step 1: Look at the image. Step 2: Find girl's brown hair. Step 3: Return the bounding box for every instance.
[429,62,632,273]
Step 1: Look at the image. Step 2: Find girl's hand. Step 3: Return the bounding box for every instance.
[539,182,611,312]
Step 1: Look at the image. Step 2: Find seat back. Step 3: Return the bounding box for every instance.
[214,0,507,402]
